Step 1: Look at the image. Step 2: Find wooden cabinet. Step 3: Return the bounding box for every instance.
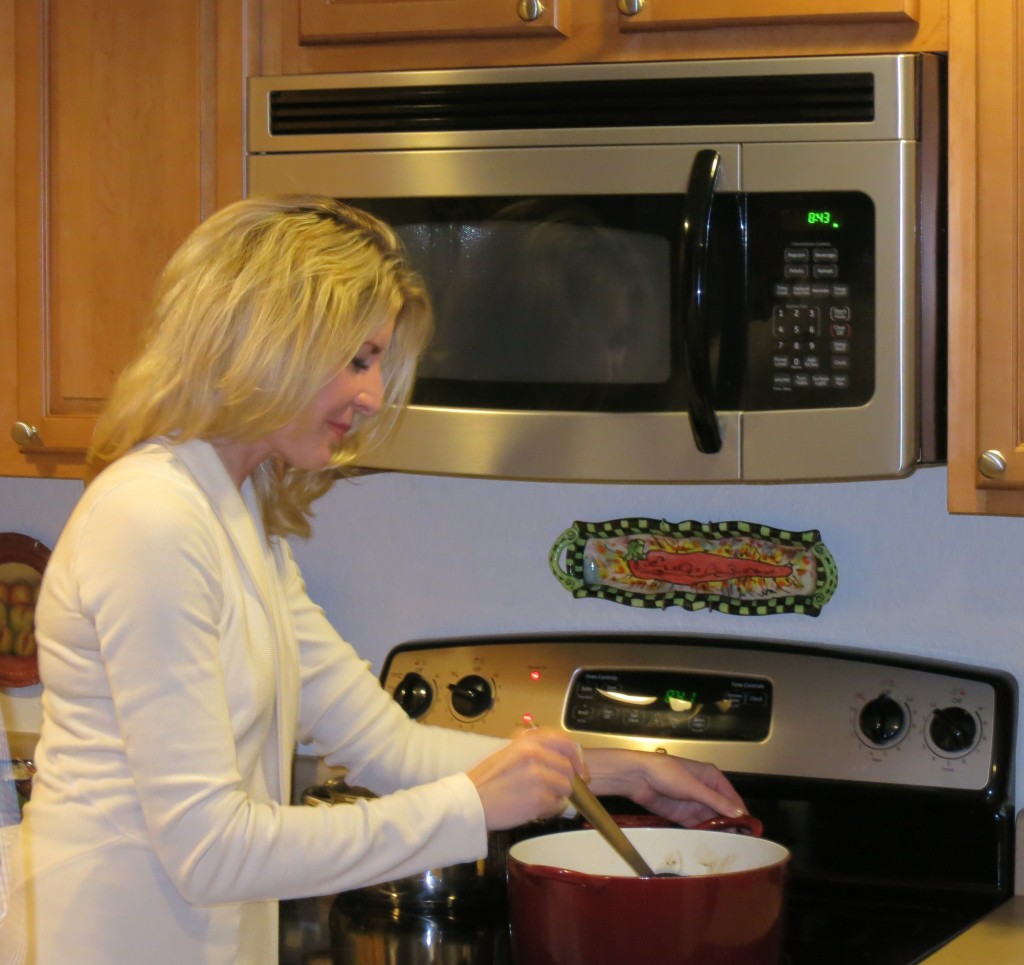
[616,0,921,34]
[296,0,566,44]
[0,0,250,478]
[260,0,946,75]
[947,0,1024,516]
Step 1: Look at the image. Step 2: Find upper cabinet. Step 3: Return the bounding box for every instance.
[0,0,249,477]
[946,0,1024,516]
[616,0,922,33]
[259,0,946,74]
[295,0,566,44]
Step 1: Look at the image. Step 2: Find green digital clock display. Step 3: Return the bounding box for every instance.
[785,207,843,231]
[807,211,837,227]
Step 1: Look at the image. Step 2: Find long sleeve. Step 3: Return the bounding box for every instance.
[24,441,505,919]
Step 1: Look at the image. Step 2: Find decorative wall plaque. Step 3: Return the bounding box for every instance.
[550,518,838,617]
[0,532,50,687]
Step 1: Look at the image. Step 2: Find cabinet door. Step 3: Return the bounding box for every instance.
[615,0,919,33]
[947,0,1024,515]
[9,0,246,463]
[298,0,565,43]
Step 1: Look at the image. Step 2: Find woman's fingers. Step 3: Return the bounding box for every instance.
[467,727,582,830]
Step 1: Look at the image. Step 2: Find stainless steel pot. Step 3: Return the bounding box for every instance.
[302,777,509,908]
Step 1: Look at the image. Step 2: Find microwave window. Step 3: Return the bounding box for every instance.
[354,197,681,410]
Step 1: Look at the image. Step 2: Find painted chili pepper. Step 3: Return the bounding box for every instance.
[626,550,793,586]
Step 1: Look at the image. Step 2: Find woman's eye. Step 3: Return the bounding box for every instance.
[350,356,371,372]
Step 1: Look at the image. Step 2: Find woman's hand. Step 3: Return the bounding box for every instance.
[583,747,747,827]
[467,727,587,831]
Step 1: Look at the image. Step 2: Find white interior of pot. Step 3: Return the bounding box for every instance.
[509,827,789,878]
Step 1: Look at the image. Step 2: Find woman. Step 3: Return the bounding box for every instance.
[0,197,746,964]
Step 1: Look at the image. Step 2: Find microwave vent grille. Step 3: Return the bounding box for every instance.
[268,72,875,137]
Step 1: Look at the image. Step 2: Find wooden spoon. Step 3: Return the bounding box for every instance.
[569,773,679,878]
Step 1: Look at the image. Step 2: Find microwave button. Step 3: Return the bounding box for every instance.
[813,264,839,279]
[773,354,790,369]
[774,283,790,297]
[811,283,832,297]
[812,247,839,262]
[831,282,851,298]
[832,339,850,354]
[830,305,852,323]
[791,282,812,297]
[785,247,810,262]
[803,355,821,370]
[830,321,852,338]
[832,355,851,371]
[773,374,793,390]
[833,374,851,389]
[785,264,810,279]
[812,374,832,388]
[793,373,811,389]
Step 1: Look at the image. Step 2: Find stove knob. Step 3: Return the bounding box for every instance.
[448,674,494,718]
[858,694,907,746]
[928,706,978,755]
[393,672,434,719]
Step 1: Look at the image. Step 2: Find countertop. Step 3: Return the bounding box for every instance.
[922,897,1024,963]
[924,809,1024,962]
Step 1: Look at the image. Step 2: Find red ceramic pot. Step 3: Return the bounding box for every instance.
[507,824,789,965]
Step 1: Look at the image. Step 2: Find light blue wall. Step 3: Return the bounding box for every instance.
[3,468,1023,796]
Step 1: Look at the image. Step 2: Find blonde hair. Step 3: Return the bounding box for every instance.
[87,195,433,538]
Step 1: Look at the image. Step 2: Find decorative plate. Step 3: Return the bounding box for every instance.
[550,518,838,617]
[0,532,51,687]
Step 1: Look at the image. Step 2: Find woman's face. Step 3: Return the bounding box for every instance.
[265,317,396,473]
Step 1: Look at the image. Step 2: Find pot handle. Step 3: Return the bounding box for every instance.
[691,813,764,837]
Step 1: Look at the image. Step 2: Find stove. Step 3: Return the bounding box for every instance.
[324,633,1016,965]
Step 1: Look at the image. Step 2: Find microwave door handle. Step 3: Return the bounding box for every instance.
[679,148,723,454]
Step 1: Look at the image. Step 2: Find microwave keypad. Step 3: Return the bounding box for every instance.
[746,191,875,410]
[772,245,854,392]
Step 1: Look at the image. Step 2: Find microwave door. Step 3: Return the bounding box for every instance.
[248,145,744,482]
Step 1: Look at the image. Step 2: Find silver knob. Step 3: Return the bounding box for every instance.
[11,421,44,449]
[977,449,1007,479]
[517,0,545,21]
[618,0,646,14]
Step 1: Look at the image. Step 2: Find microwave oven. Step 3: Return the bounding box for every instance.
[247,53,944,483]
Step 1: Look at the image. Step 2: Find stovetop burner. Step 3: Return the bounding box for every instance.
[782,887,986,965]
[325,881,997,965]
[318,634,1017,965]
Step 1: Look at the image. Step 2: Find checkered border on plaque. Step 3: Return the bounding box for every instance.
[549,518,838,617]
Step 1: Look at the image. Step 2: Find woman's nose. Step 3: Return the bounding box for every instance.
[354,366,384,415]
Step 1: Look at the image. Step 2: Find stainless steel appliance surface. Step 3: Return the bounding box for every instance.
[249,54,944,484]
[302,633,1016,965]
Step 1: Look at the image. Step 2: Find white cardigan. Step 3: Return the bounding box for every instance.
[0,439,504,964]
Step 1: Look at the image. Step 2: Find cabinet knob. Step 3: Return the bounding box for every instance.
[11,421,44,449]
[977,449,1007,479]
[517,0,545,21]
[618,0,646,14]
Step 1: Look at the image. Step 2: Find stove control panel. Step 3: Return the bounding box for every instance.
[566,668,772,742]
[380,637,1014,792]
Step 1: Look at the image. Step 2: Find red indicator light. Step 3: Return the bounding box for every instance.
[529,670,542,682]
[521,713,535,726]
